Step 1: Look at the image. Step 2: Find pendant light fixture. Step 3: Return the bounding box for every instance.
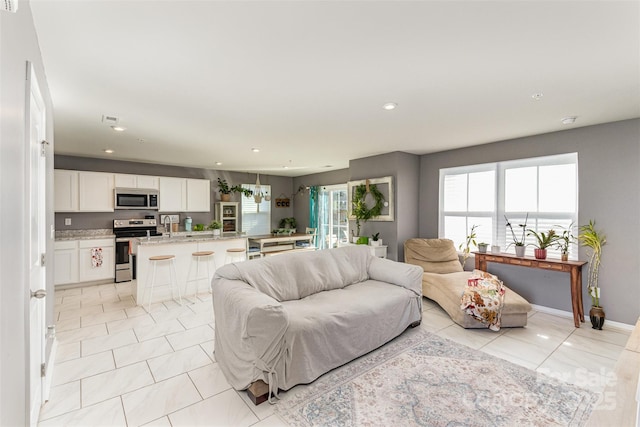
[254,173,263,203]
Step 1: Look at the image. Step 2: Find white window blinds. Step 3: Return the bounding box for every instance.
[241,184,271,236]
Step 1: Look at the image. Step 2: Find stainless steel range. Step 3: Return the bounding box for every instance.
[113,219,160,282]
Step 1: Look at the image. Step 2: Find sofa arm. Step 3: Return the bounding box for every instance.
[368,257,423,297]
[212,277,289,390]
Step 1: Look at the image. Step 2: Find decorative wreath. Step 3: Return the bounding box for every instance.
[352,183,385,221]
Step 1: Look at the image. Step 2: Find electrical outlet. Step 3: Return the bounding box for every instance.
[64,218,71,226]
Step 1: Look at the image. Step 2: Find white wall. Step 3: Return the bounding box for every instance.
[1,1,54,425]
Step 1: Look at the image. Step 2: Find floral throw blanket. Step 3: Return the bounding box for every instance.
[460,269,506,331]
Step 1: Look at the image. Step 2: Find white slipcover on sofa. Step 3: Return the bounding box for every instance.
[212,245,423,399]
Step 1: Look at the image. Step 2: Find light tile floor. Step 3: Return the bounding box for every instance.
[40,282,631,426]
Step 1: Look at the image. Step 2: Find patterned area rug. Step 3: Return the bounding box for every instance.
[275,329,598,426]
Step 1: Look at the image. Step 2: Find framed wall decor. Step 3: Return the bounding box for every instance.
[347,176,394,221]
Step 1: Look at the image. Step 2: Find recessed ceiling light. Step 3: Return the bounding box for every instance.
[382,102,397,110]
[561,116,577,125]
[215,162,222,166]
[251,148,260,153]
[531,93,544,101]
[103,149,114,154]
[111,126,126,132]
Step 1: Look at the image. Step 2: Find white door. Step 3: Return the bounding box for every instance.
[27,63,48,426]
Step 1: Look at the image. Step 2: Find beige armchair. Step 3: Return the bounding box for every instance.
[404,238,531,328]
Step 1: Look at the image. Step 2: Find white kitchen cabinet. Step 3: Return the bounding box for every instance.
[115,173,159,190]
[186,178,210,212]
[78,171,114,212]
[54,169,79,212]
[78,238,115,283]
[54,240,79,285]
[159,177,187,212]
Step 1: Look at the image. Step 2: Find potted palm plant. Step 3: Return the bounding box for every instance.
[579,220,607,330]
[526,228,558,260]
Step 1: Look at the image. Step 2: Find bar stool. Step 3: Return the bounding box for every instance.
[144,255,181,313]
[185,251,216,300]
[225,247,247,264]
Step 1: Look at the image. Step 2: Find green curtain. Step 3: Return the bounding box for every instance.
[309,186,319,247]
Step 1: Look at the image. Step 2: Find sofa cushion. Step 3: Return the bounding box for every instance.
[404,238,463,274]
[215,245,371,302]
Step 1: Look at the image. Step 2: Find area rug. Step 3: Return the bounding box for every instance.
[275,329,598,426]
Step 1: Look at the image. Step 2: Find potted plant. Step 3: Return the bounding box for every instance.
[352,183,384,242]
[505,213,528,257]
[555,223,576,262]
[526,228,558,260]
[579,220,607,330]
[207,220,222,237]
[370,232,382,247]
[458,224,478,268]
[217,178,253,201]
[279,217,297,234]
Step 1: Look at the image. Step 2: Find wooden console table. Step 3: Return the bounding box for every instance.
[474,252,588,328]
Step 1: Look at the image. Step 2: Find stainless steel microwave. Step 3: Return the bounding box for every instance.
[114,188,159,210]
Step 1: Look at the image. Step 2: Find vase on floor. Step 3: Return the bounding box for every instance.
[589,306,605,330]
[534,248,547,260]
[515,245,526,257]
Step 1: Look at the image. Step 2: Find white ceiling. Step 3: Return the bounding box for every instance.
[30,1,639,177]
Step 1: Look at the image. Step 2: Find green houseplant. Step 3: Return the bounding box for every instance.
[217,178,253,201]
[207,220,222,236]
[579,220,607,329]
[371,232,382,247]
[505,213,528,257]
[352,183,384,240]
[458,224,478,268]
[555,223,576,261]
[526,228,558,260]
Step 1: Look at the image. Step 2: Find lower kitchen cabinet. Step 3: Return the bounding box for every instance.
[54,240,79,285]
[55,238,114,286]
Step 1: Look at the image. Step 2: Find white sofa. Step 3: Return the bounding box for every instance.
[211,245,423,402]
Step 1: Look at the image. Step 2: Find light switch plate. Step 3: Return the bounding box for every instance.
[64,218,71,225]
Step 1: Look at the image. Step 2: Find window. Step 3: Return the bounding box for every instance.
[241,184,271,235]
[439,153,578,258]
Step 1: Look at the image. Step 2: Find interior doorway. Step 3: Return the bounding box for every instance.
[316,185,349,250]
[27,62,48,426]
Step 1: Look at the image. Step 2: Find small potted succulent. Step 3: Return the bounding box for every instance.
[370,232,382,247]
[477,242,489,253]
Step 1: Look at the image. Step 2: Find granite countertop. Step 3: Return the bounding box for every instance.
[136,232,246,245]
[55,229,115,241]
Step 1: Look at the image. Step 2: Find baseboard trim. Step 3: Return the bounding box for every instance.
[530,304,635,331]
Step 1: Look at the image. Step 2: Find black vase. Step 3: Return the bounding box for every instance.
[589,306,605,330]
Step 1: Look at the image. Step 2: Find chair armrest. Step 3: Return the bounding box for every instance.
[212,277,289,389]
[368,257,423,297]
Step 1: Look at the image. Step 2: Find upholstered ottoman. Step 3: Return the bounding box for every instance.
[404,238,531,328]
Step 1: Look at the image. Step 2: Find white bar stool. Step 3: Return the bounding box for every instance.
[185,251,216,300]
[225,247,247,264]
[144,254,181,313]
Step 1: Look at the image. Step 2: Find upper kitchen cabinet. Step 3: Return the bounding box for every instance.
[78,172,115,212]
[186,179,210,212]
[159,177,187,212]
[159,177,210,212]
[54,169,79,212]
[115,173,159,190]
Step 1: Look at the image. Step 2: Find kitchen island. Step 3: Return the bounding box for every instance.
[133,233,246,306]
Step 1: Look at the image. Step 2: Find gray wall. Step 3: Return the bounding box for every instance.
[349,152,420,261]
[1,1,55,425]
[419,119,640,325]
[292,168,350,230]
[54,155,294,232]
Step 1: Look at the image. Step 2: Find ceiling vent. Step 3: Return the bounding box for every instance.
[101,115,120,126]
[2,0,18,13]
